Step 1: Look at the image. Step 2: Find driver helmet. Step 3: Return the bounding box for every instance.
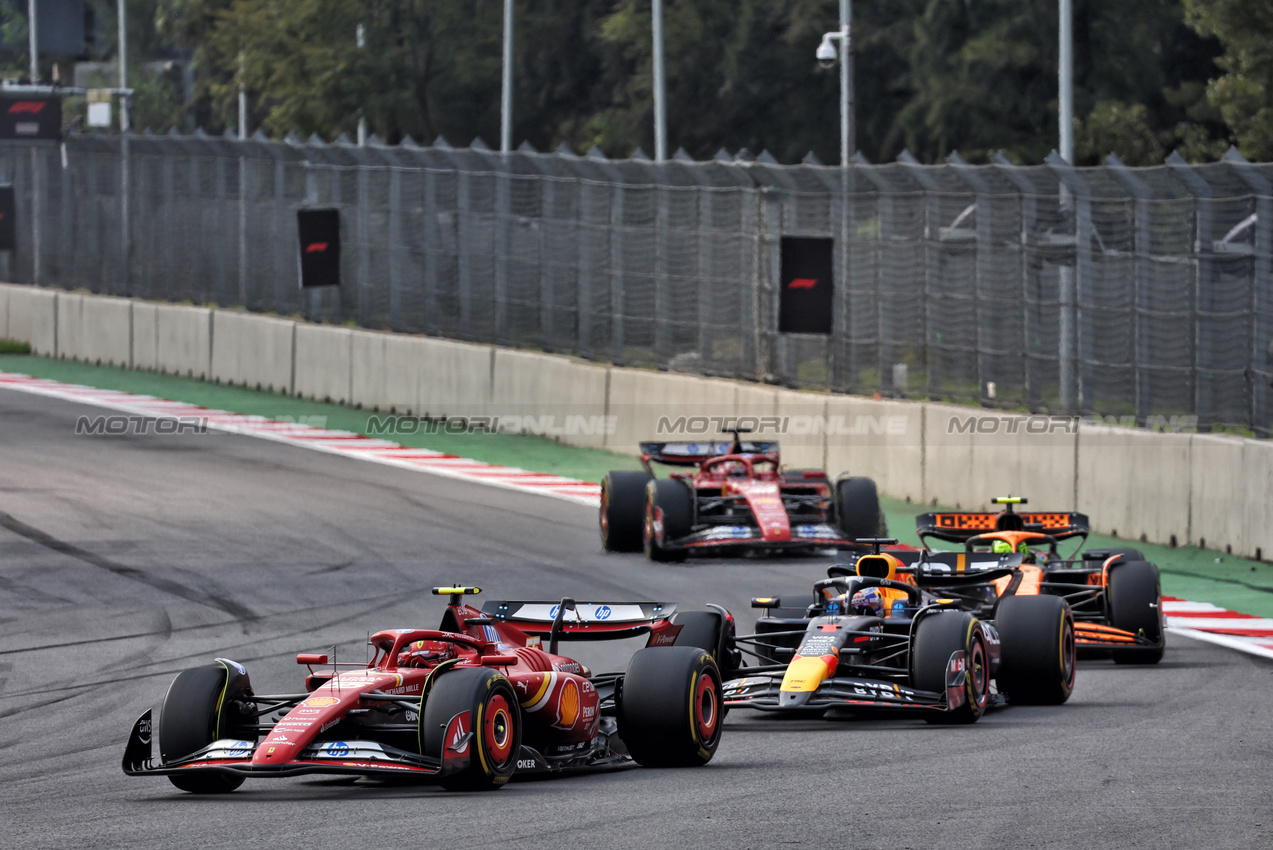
[397,640,455,668]
[850,586,886,618]
[991,539,1013,555]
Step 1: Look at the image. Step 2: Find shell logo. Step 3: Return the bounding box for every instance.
[557,679,580,727]
[304,697,340,707]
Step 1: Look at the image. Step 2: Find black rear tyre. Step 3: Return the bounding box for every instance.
[995,595,1076,704]
[619,646,723,767]
[644,479,693,562]
[1108,560,1165,664]
[836,477,886,542]
[652,610,740,680]
[911,612,990,724]
[601,471,652,552]
[423,667,521,791]
[160,664,253,794]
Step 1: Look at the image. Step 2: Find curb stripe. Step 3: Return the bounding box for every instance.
[0,370,602,509]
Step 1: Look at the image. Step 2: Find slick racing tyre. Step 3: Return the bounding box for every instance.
[644,479,692,563]
[995,595,1076,704]
[619,646,722,767]
[654,610,741,680]
[1108,560,1165,665]
[160,662,255,794]
[423,667,521,791]
[601,471,652,552]
[911,612,990,724]
[836,477,887,542]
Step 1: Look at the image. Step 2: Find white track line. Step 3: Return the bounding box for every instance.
[7,369,1272,661]
[1164,598,1273,661]
[0,371,602,508]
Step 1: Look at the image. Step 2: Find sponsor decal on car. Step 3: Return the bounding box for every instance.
[304,697,340,707]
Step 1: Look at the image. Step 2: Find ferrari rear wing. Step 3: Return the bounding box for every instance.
[916,510,1090,543]
[639,440,779,467]
[480,600,677,641]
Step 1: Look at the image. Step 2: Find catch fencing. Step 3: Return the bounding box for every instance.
[1,133,1270,433]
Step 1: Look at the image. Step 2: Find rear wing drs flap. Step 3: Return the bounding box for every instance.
[480,600,677,640]
[916,510,1090,543]
[639,440,780,467]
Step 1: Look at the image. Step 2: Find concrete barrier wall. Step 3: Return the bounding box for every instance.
[824,396,925,504]
[1077,425,1193,545]
[6,283,1272,561]
[150,304,212,379]
[6,285,57,354]
[604,371,739,457]
[0,283,9,339]
[57,292,133,367]
[210,311,295,394]
[294,324,352,404]
[491,350,609,449]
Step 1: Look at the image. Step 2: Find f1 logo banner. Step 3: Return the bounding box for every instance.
[0,187,14,251]
[778,236,834,334]
[297,208,341,288]
[0,95,62,141]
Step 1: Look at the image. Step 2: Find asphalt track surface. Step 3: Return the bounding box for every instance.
[2,388,1271,850]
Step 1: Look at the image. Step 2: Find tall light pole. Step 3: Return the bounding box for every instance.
[119,0,130,131]
[28,0,38,80]
[500,0,513,153]
[653,0,667,161]
[1059,0,1073,163]
[816,0,853,165]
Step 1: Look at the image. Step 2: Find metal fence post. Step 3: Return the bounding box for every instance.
[388,166,403,330]
[1046,152,1090,413]
[458,169,472,340]
[1226,147,1273,437]
[1106,154,1153,425]
[494,161,510,345]
[609,180,626,365]
[1168,152,1214,431]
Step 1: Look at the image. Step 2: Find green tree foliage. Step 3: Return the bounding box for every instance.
[68,0,1266,164]
[1185,0,1273,160]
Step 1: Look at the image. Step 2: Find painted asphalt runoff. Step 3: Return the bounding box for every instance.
[2,385,1272,849]
[4,353,1273,624]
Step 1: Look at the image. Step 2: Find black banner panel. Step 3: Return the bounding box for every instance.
[297,208,341,288]
[778,236,834,334]
[0,95,62,141]
[0,187,14,251]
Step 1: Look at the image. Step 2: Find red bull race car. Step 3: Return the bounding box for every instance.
[122,587,725,793]
[912,497,1165,663]
[600,430,886,561]
[719,539,1077,722]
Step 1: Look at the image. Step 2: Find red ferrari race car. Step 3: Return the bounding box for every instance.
[600,430,886,561]
[912,497,1165,663]
[122,587,726,793]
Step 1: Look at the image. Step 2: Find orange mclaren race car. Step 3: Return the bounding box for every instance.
[720,539,1076,722]
[911,497,1165,663]
[600,429,885,561]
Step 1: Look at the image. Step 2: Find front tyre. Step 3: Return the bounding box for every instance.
[644,479,692,563]
[423,667,521,791]
[159,663,255,794]
[836,477,886,542]
[619,646,723,767]
[911,612,990,724]
[995,595,1076,704]
[1108,560,1165,664]
[600,471,652,552]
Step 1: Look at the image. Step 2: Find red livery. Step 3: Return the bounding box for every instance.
[122,587,727,793]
